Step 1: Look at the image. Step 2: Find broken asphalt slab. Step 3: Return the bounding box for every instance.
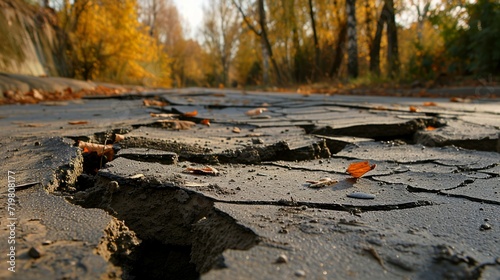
[0,88,499,279]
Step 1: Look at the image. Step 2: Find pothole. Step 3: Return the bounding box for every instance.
[64,155,260,279]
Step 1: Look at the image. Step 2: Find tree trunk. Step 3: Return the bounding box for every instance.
[258,0,282,85]
[257,0,270,85]
[346,0,358,78]
[308,0,320,77]
[369,2,387,75]
[386,0,399,77]
[289,0,302,82]
[331,21,347,76]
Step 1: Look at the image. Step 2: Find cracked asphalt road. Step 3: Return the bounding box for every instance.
[0,88,499,279]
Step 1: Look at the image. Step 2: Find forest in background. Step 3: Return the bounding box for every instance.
[18,0,500,89]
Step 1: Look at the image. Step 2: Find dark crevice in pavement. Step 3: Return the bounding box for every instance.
[214,199,434,213]
[457,163,500,172]
[436,192,500,206]
[67,168,260,278]
[407,183,500,206]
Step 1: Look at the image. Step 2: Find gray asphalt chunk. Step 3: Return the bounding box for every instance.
[0,99,154,137]
[117,148,178,164]
[0,137,138,279]
[337,142,499,170]
[415,119,499,152]
[99,157,430,210]
[203,200,499,280]
[120,125,330,163]
[0,136,81,191]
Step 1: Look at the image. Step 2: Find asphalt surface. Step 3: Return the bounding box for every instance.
[0,85,499,279]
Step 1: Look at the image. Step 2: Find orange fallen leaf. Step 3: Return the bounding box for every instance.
[245,108,268,116]
[423,102,437,106]
[425,126,436,131]
[183,110,198,117]
[78,141,114,160]
[346,161,376,178]
[68,121,89,125]
[183,166,219,176]
[156,120,196,130]
[409,106,419,112]
[450,97,470,103]
[200,119,211,126]
[143,99,168,107]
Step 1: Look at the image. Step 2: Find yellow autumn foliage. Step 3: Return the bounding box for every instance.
[65,0,171,87]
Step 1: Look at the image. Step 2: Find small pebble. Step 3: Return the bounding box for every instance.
[252,138,264,144]
[276,254,288,264]
[42,240,52,246]
[347,192,376,199]
[295,270,306,277]
[28,247,42,259]
[480,223,492,231]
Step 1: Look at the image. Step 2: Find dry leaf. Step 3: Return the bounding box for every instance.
[183,166,219,176]
[32,89,44,100]
[68,120,89,125]
[425,126,436,131]
[346,161,376,178]
[374,105,387,111]
[423,102,437,106]
[114,134,125,142]
[128,174,145,179]
[156,120,196,130]
[150,113,179,118]
[143,99,168,107]
[18,123,46,127]
[245,108,268,116]
[78,141,114,160]
[211,93,226,97]
[245,133,264,137]
[409,106,419,112]
[450,97,471,103]
[201,119,211,126]
[306,177,339,188]
[232,127,241,133]
[183,110,198,117]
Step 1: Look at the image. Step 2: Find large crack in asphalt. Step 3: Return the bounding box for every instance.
[48,129,441,279]
[41,99,498,279]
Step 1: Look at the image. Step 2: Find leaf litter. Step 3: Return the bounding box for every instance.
[183,166,219,176]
